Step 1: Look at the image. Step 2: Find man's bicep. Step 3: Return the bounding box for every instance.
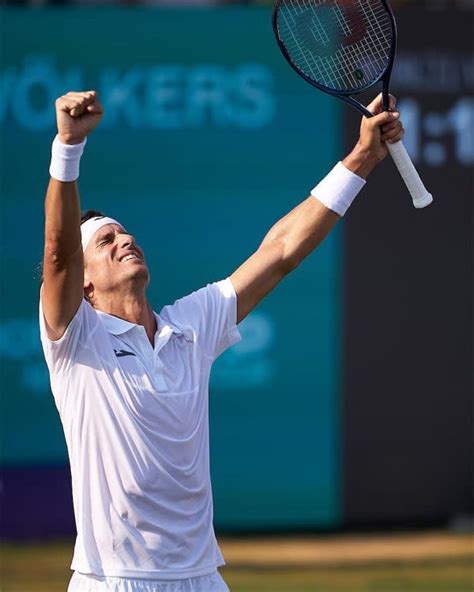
[42,247,84,341]
[230,242,292,324]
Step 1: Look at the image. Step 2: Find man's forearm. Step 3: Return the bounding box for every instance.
[44,178,82,261]
[260,138,387,268]
[261,193,339,269]
[261,144,375,268]
[229,95,404,323]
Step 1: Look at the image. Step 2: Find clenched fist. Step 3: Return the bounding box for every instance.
[55,91,104,145]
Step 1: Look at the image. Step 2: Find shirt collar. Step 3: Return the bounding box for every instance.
[96,310,136,335]
[96,308,189,340]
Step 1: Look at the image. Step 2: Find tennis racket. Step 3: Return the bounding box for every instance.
[272,0,433,209]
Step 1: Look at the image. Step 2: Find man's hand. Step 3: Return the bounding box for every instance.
[56,90,104,145]
[359,94,404,159]
[343,94,404,179]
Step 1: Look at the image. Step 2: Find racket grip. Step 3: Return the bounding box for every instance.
[386,140,433,209]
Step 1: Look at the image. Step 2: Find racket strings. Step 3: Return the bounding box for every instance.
[283,0,390,84]
[287,0,391,74]
[276,0,393,92]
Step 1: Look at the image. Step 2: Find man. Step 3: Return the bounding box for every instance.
[40,90,403,592]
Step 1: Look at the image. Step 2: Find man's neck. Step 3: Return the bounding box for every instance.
[94,292,157,345]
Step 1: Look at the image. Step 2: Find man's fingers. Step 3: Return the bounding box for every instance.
[56,97,80,113]
[369,110,399,128]
[86,103,104,115]
[58,99,87,118]
[365,93,397,115]
[362,108,401,146]
[381,119,401,133]
[382,124,404,143]
[56,91,100,118]
[365,107,403,142]
[385,134,404,145]
[65,92,96,108]
[366,93,384,115]
[66,90,96,101]
[381,118,404,142]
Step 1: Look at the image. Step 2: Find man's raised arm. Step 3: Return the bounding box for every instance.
[231,94,404,324]
[42,91,103,341]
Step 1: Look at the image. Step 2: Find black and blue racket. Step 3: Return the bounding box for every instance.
[273,0,433,209]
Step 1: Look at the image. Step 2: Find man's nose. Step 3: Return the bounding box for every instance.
[120,234,135,248]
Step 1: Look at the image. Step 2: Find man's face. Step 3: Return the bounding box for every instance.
[83,223,149,298]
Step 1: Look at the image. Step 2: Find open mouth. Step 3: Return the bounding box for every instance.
[119,253,141,263]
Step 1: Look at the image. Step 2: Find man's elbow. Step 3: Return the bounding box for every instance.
[280,250,301,275]
[43,239,82,271]
[260,237,299,276]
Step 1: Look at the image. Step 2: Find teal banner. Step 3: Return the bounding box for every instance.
[1,8,342,529]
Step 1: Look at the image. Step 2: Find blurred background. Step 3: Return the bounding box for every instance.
[0,0,472,590]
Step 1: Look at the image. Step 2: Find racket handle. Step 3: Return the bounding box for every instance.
[386,140,433,209]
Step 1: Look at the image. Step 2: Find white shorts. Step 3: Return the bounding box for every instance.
[67,571,230,592]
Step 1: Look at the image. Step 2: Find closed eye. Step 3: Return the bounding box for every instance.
[96,233,114,247]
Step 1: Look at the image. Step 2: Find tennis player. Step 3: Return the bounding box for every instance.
[40,90,403,592]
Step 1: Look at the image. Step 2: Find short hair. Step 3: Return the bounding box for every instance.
[81,209,106,225]
[37,209,108,284]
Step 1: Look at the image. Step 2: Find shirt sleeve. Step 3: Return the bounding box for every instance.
[159,277,242,360]
[39,296,100,375]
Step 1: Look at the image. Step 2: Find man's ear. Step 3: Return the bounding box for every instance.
[84,274,94,301]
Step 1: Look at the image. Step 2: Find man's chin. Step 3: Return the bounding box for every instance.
[123,264,150,283]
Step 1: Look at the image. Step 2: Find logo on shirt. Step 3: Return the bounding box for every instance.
[114,349,136,358]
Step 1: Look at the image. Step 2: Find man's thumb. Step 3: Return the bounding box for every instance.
[86,103,104,115]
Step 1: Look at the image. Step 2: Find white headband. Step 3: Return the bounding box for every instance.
[81,216,121,252]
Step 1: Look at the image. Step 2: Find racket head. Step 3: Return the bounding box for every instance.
[272,0,397,104]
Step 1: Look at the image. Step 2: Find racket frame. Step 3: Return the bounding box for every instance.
[272,0,433,209]
[272,0,398,118]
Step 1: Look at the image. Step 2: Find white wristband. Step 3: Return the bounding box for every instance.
[311,161,366,217]
[49,135,87,182]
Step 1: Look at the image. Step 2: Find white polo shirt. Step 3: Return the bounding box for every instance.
[39,278,241,580]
